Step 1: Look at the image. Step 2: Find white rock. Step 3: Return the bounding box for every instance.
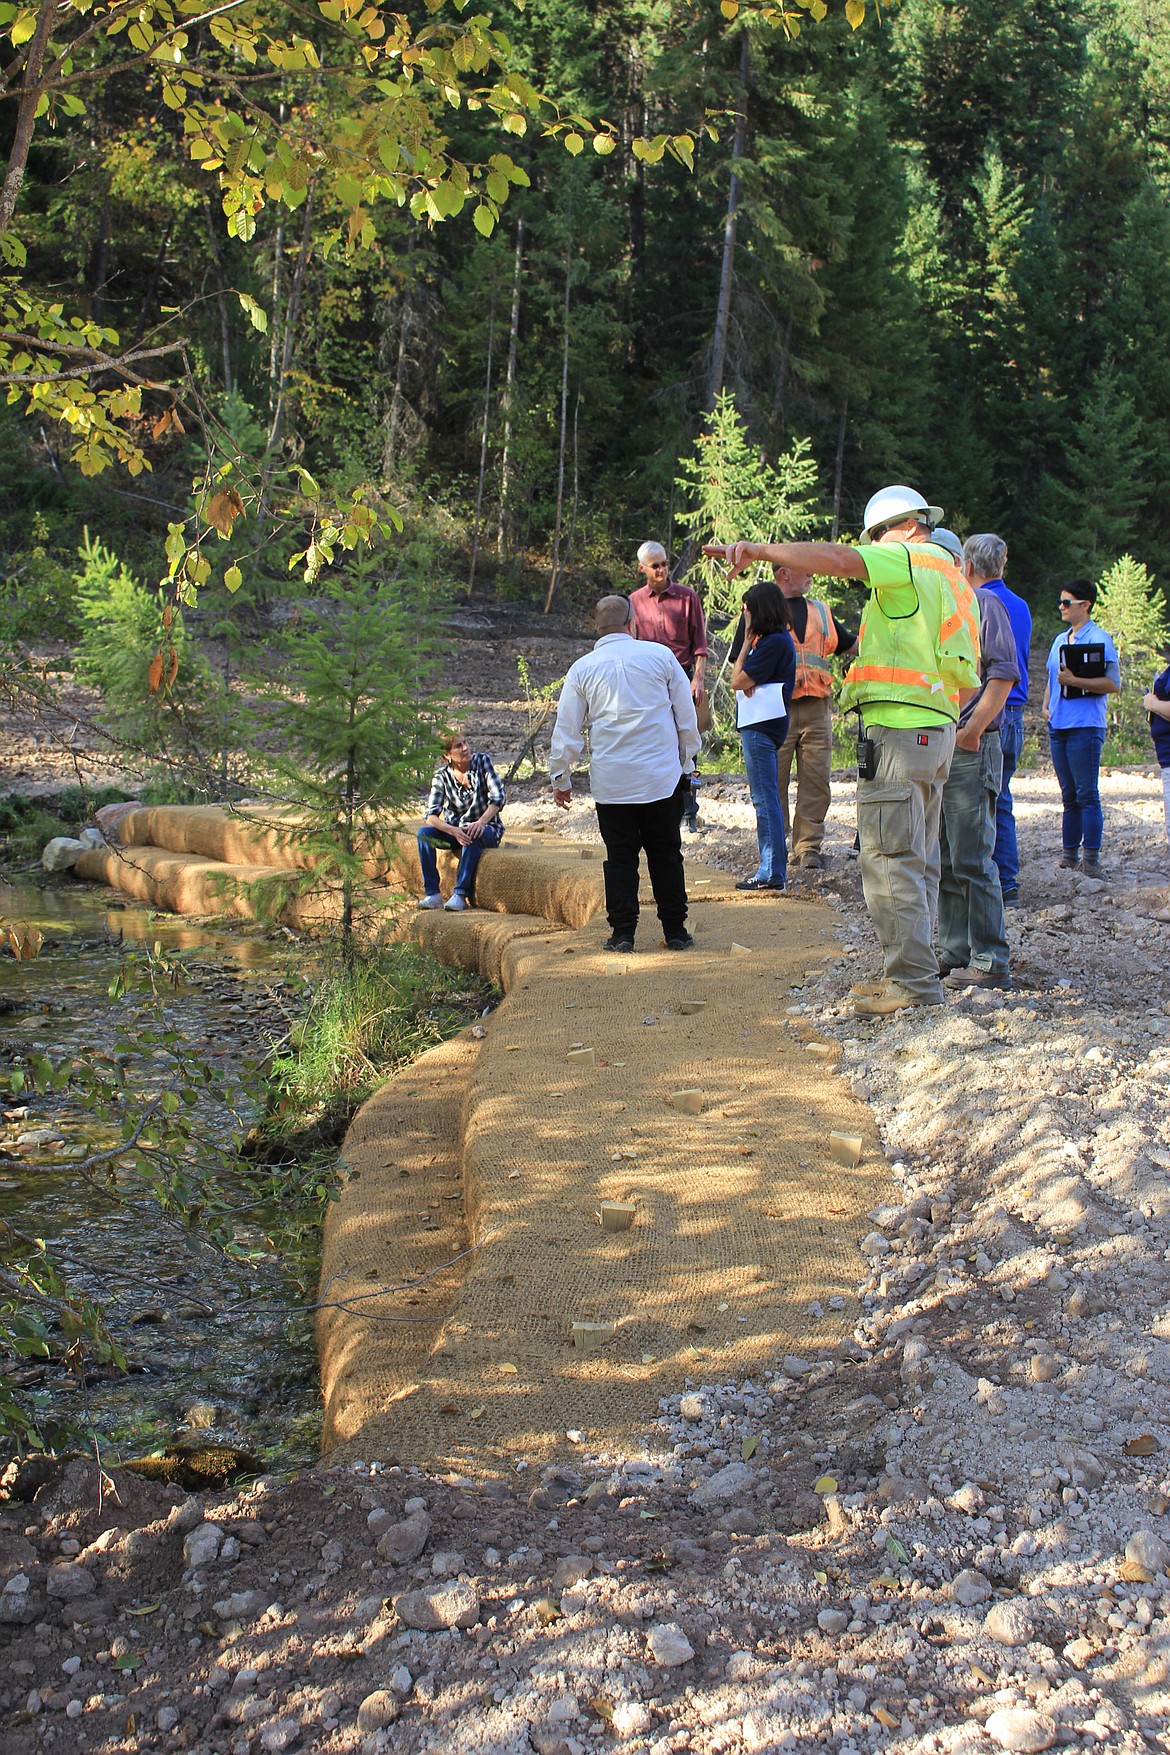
[679,1392,706,1421]
[157,1707,180,1732]
[388,1665,413,1699]
[258,1718,301,1753]
[983,1706,1056,1752]
[983,1599,1034,1647]
[951,1568,992,1606]
[430,1550,465,1578]
[781,1355,812,1377]
[817,1608,849,1634]
[41,836,86,872]
[1125,1530,1170,1575]
[183,1522,223,1569]
[949,1483,985,1516]
[612,1702,652,1737]
[647,1622,695,1666]
[393,1583,479,1631]
[690,1461,755,1509]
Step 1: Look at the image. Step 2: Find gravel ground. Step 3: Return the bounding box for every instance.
[3,758,1170,1755]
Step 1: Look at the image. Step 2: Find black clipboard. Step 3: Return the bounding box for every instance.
[1060,642,1106,699]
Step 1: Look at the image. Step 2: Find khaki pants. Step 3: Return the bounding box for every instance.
[857,721,955,1002]
[776,694,834,856]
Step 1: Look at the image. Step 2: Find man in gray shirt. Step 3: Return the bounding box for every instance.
[934,534,1021,991]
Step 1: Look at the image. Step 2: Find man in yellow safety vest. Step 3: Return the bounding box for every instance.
[705,485,980,1017]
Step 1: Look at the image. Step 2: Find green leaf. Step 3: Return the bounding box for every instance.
[592,134,616,157]
[563,131,584,156]
[236,291,267,334]
[741,1433,758,1461]
[224,564,243,593]
[472,204,495,238]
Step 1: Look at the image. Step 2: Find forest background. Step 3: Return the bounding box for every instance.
[2,0,1170,664]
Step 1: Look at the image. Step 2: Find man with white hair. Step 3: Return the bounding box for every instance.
[962,534,1031,906]
[630,541,708,829]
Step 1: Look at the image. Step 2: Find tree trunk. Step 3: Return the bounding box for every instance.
[544,246,573,615]
[266,189,315,457]
[706,31,749,410]
[496,218,525,556]
[468,293,496,595]
[89,190,112,326]
[132,221,173,346]
[566,387,581,566]
[831,394,848,540]
[204,198,234,394]
[0,0,56,232]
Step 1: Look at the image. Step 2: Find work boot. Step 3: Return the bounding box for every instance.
[799,850,826,870]
[1081,850,1104,875]
[853,983,942,1017]
[946,968,1013,991]
[1059,849,1080,869]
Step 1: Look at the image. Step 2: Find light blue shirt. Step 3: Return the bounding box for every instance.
[1046,619,1120,731]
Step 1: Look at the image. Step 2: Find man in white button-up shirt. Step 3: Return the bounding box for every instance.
[550,595,700,952]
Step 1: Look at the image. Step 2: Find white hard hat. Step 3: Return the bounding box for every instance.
[861,484,943,540]
[930,526,963,563]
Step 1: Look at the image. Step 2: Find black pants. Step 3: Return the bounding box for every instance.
[594,784,689,941]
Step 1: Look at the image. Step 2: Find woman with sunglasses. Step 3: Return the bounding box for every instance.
[1042,581,1121,874]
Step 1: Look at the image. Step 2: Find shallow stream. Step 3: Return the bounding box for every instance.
[0,878,322,1468]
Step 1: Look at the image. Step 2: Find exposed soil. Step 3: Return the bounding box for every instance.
[3,608,1170,1754]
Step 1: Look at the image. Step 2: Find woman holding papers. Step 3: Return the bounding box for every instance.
[731,580,797,891]
[1042,578,1121,874]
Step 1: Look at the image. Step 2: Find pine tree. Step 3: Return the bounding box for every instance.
[674,390,821,622]
[252,543,444,957]
[1094,553,1170,756]
[1044,364,1148,578]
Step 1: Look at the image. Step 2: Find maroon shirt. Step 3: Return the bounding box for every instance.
[629,578,708,671]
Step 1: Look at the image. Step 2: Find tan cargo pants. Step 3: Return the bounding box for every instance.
[857,720,955,1002]
[776,694,834,857]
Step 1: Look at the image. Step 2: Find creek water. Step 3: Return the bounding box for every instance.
[0,877,322,1468]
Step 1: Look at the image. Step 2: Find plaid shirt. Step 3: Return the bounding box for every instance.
[425,752,506,828]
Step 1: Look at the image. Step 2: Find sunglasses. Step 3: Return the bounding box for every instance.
[1058,597,1086,608]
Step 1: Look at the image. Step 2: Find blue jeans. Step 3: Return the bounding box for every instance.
[994,705,1023,892]
[1049,727,1105,853]
[939,731,1010,974]
[417,821,504,900]
[741,725,788,886]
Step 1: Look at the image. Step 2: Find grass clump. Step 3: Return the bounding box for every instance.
[258,941,494,1154]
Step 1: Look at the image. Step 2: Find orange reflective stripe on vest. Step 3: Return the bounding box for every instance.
[845,663,934,689]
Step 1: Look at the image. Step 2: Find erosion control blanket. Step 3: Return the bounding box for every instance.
[319,869,888,1472]
[67,803,888,1470]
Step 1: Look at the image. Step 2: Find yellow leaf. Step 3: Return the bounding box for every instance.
[224,564,243,594]
[741,1434,758,1460]
[468,1405,485,1419]
[589,1697,614,1722]
[499,1363,518,1374]
[720,0,739,16]
[969,1663,994,1687]
[845,0,865,26]
[873,1708,898,1729]
[125,1603,160,1616]
[814,1475,838,1495]
[564,131,584,156]
[641,1353,656,1364]
[592,134,616,156]
[872,1574,897,1591]
[535,1595,562,1625]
